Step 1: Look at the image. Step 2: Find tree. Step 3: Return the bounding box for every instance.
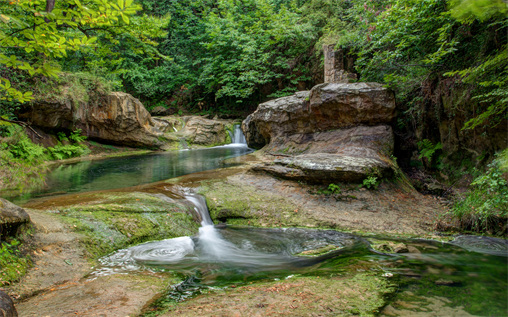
[0,0,142,105]
[199,0,316,106]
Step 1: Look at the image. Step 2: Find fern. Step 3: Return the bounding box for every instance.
[417,139,443,167]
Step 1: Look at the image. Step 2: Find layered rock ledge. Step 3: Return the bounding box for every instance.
[242,82,396,183]
[21,92,167,148]
[20,93,238,149]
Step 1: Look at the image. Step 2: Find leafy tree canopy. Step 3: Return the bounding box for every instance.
[0,0,168,109]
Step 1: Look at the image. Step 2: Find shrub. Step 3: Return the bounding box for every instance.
[46,129,90,160]
[0,239,30,286]
[451,150,508,235]
[362,176,380,190]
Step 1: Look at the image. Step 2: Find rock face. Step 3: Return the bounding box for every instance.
[149,105,176,117]
[0,290,17,317]
[0,198,30,240]
[323,44,357,83]
[180,117,230,146]
[20,92,167,149]
[243,82,396,183]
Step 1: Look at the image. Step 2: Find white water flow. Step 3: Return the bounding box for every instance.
[96,192,360,276]
[230,124,247,145]
[185,194,287,266]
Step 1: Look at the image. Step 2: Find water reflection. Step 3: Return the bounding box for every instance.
[4,145,253,203]
[94,226,507,316]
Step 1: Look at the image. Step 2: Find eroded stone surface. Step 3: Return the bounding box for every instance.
[181,117,229,146]
[0,199,30,239]
[242,82,396,183]
[20,92,167,148]
[255,153,392,183]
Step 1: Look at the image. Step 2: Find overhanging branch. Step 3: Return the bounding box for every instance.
[0,117,42,139]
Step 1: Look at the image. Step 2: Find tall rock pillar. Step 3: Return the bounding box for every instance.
[323,44,357,83]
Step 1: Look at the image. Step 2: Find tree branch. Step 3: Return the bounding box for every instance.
[0,117,43,139]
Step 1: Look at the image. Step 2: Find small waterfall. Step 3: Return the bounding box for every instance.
[185,192,286,265]
[230,124,247,145]
[184,194,213,226]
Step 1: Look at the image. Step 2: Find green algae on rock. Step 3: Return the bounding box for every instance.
[53,192,200,258]
[152,273,395,317]
[198,180,320,228]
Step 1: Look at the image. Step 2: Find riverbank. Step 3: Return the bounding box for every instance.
[3,151,479,316]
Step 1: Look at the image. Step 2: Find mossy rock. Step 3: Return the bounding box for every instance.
[198,180,320,228]
[55,192,200,258]
[296,244,341,257]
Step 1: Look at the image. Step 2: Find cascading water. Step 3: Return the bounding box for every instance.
[93,191,508,316]
[229,124,247,146]
[96,191,359,275]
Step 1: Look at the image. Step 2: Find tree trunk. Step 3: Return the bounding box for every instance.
[46,0,55,13]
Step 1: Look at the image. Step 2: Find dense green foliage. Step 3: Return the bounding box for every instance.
[0,124,89,192]
[0,238,30,286]
[451,150,508,234]
[122,0,317,112]
[2,0,505,124]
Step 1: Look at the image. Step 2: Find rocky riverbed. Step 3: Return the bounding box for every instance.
[1,150,462,317]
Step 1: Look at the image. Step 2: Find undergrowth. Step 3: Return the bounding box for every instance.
[0,124,89,192]
[450,149,508,235]
[0,239,30,286]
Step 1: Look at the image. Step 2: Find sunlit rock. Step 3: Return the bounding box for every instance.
[19,92,168,149]
[243,82,396,183]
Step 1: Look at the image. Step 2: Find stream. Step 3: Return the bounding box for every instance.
[3,127,507,316]
[5,140,253,204]
[93,192,507,316]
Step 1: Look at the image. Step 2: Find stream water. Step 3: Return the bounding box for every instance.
[94,193,507,316]
[4,131,253,204]
[4,127,507,315]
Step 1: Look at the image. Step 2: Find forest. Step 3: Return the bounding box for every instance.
[0,0,507,234]
[0,1,507,315]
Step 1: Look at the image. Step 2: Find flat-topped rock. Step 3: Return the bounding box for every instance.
[242,83,395,149]
[242,82,397,184]
[254,153,392,183]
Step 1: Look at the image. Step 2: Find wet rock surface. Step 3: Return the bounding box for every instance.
[450,235,508,256]
[242,82,396,183]
[0,290,17,317]
[0,199,30,240]
[2,159,472,316]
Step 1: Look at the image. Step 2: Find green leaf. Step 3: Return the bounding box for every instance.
[121,13,129,24]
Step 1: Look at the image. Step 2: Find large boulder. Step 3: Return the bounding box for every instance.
[0,198,30,240]
[0,290,17,317]
[180,117,230,146]
[20,92,167,149]
[242,82,396,183]
[242,83,395,147]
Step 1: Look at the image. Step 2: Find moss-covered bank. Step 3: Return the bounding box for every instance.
[46,191,200,259]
